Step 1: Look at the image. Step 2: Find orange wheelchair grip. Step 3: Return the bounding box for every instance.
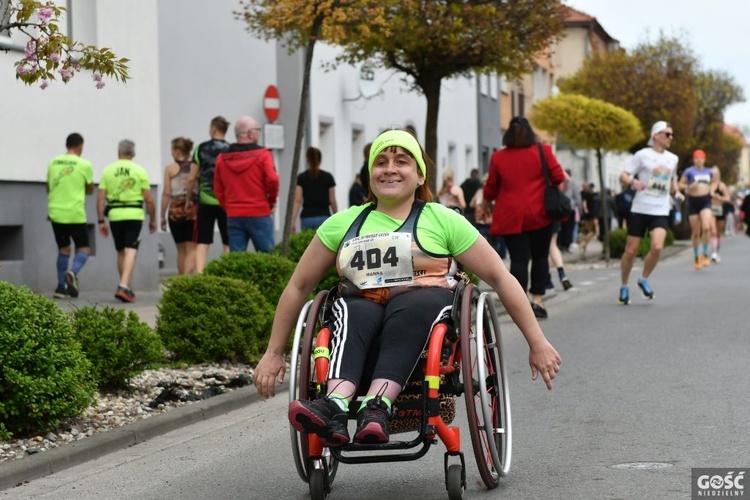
[313,327,331,385]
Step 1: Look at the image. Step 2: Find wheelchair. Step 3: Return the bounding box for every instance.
[288,281,512,500]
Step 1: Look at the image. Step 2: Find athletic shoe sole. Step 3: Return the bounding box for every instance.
[65,271,79,298]
[288,401,349,447]
[114,290,136,303]
[353,423,389,444]
[637,282,654,299]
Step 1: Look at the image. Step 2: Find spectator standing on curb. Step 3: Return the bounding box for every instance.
[292,146,338,231]
[482,116,566,319]
[97,139,156,303]
[578,182,598,259]
[185,116,231,272]
[358,143,373,196]
[214,116,279,252]
[460,168,482,225]
[47,132,94,298]
[558,169,580,252]
[348,173,366,207]
[437,169,466,212]
[160,137,197,275]
[615,182,636,229]
[618,121,680,305]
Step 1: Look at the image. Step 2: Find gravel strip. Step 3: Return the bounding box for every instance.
[0,363,257,464]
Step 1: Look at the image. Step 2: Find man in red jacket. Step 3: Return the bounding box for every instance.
[214,116,280,252]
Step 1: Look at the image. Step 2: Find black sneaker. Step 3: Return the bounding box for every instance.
[114,286,136,303]
[65,270,79,298]
[531,302,548,319]
[53,285,68,299]
[288,397,350,447]
[561,276,573,291]
[354,398,391,444]
[637,279,654,299]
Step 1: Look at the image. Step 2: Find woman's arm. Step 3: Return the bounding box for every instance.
[160,165,174,230]
[456,238,561,390]
[254,236,337,398]
[328,186,338,214]
[291,185,303,231]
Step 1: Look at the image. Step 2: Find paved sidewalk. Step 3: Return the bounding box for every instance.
[0,239,690,491]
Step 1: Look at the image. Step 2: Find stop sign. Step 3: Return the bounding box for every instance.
[263,85,280,123]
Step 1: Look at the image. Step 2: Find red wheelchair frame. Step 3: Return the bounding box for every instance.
[288,282,512,500]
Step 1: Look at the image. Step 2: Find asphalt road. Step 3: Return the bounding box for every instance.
[4,236,750,500]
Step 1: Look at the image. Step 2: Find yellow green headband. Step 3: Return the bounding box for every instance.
[368,130,427,178]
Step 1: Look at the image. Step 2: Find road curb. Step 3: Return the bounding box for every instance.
[0,384,271,491]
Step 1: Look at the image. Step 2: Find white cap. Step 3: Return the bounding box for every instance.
[647,121,668,146]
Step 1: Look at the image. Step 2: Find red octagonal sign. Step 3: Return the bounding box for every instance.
[263,85,280,123]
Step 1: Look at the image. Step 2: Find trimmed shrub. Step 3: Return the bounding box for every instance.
[70,306,166,390]
[608,228,675,259]
[203,251,296,308]
[156,274,273,364]
[276,229,340,294]
[0,282,95,439]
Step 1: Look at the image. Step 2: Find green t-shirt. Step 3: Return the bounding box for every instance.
[99,159,150,222]
[317,202,479,256]
[47,154,94,224]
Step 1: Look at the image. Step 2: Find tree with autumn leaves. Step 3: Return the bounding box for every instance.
[559,35,744,183]
[1,0,129,88]
[531,93,642,263]
[237,0,566,254]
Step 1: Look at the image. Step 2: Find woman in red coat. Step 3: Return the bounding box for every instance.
[482,117,567,319]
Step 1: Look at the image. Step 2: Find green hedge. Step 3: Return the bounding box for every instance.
[156,275,273,364]
[275,229,340,294]
[71,306,166,390]
[0,282,96,439]
[204,251,296,308]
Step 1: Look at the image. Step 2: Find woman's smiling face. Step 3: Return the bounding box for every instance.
[370,147,424,202]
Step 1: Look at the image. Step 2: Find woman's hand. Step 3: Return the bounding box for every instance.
[528,339,562,390]
[254,352,287,398]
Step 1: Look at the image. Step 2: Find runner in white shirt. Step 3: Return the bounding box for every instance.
[618,121,682,304]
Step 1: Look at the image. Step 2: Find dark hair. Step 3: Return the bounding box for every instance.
[171,137,194,157]
[66,133,84,149]
[364,130,434,204]
[363,142,372,160]
[211,116,229,134]
[306,147,322,178]
[502,116,537,148]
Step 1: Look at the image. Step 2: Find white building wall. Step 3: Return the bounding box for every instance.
[308,44,478,209]
[0,1,162,184]
[0,1,480,290]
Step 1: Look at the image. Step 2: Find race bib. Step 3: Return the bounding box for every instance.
[645,175,669,196]
[338,232,414,289]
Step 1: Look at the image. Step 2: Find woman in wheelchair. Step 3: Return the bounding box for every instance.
[254,129,561,447]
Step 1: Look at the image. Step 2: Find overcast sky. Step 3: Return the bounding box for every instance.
[566,1,750,130]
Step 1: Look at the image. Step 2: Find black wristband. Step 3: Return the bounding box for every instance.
[98,219,105,224]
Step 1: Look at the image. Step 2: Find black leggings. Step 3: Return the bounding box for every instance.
[503,224,553,296]
[328,287,454,389]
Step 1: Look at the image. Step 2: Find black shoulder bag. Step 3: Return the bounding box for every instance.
[537,143,572,220]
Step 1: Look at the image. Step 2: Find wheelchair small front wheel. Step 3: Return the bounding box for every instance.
[309,468,330,500]
[446,464,464,500]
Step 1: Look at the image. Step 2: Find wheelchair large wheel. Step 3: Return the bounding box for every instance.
[289,291,339,486]
[460,285,512,488]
